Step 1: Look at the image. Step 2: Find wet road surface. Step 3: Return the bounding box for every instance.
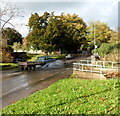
[1,67,73,109]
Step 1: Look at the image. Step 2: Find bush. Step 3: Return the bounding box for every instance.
[92,43,120,58]
[0,49,13,63]
[101,48,119,61]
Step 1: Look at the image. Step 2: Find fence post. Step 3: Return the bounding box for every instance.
[91,64,92,73]
[81,64,82,71]
[112,62,114,69]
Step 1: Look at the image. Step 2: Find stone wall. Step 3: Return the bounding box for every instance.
[73,71,106,79]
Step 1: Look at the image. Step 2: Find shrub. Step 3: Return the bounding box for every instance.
[92,43,120,58]
[101,48,119,61]
[0,49,13,63]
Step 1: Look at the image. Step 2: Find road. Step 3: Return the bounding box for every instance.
[1,67,73,109]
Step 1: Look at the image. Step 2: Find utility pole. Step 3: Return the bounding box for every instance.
[93,24,97,55]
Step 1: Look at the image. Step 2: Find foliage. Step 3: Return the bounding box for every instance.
[86,42,94,51]
[1,2,23,29]
[26,12,52,52]
[2,79,119,114]
[0,48,13,63]
[27,54,66,61]
[0,63,18,70]
[12,42,22,52]
[87,21,113,47]
[50,54,66,59]
[92,43,120,57]
[12,42,27,52]
[70,74,78,78]
[62,13,87,52]
[26,12,87,54]
[0,37,7,48]
[108,30,118,43]
[105,72,120,79]
[101,48,119,62]
[2,27,23,46]
[22,38,30,51]
[27,54,43,61]
[92,43,113,57]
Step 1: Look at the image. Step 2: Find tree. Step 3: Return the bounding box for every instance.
[0,2,22,30]
[109,28,119,43]
[0,2,23,48]
[26,12,51,53]
[12,42,22,52]
[26,12,87,54]
[0,2,23,63]
[87,21,112,44]
[59,13,87,53]
[0,48,13,63]
[85,21,113,52]
[2,27,23,46]
[22,37,30,52]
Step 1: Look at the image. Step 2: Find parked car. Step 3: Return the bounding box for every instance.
[36,56,56,65]
[13,58,26,63]
[12,52,27,63]
[65,54,74,59]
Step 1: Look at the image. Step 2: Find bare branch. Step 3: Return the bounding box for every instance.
[0,2,23,29]
[0,19,15,28]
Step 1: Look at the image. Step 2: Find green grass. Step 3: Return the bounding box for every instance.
[27,54,42,61]
[2,78,119,114]
[27,54,66,61]
[50,54,66,59]
[0,63,18,70]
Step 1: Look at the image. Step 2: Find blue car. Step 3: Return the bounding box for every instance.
[36,56,56,65]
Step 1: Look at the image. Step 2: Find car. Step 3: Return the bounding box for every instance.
[36,56,56,65]
[13,58,26,63]
[65,54,74,59]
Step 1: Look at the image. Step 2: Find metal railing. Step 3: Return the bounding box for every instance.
[73,60,120,74]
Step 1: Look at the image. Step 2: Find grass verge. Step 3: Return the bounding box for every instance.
[0,63,18,70]
[27,54,42,61]
[2,78,119,114]
[27,54,66,61]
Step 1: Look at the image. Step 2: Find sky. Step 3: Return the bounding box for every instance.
[1,0,119,37]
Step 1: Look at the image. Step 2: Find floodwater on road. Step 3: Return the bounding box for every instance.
[1,67,73,109]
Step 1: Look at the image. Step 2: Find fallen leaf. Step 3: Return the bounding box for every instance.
[100,97,104,101]
[12,100,16,103]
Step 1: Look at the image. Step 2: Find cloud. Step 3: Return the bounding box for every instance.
[2,0,119,36]
[3,0,119,3]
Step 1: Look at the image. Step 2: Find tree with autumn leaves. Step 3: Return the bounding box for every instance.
[1,2,118,62]
[0,2,23,62]
[84,21,114,52]
[26,12,117,54]
[26,12,87,54]
[1,28,23,63]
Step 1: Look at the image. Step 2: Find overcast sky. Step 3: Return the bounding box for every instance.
[2,0,119,37]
